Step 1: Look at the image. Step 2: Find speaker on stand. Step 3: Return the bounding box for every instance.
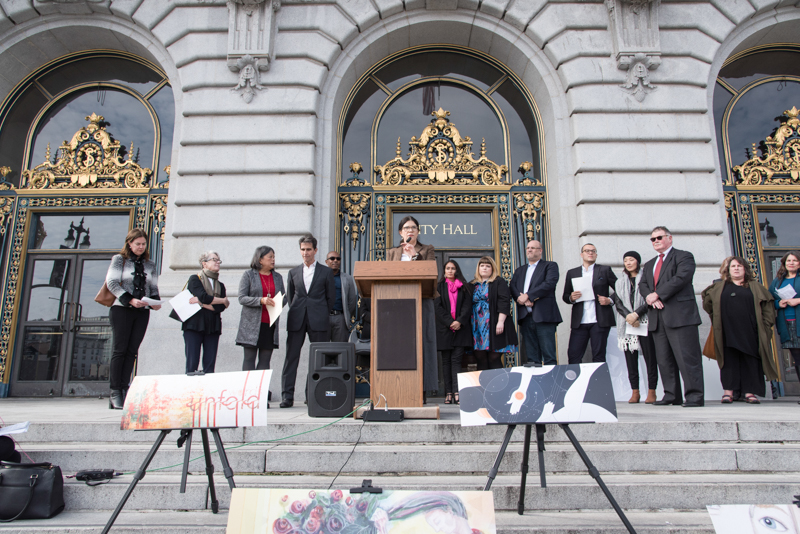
[307,342,355,417]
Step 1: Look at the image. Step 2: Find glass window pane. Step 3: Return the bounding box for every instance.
[0,86,48,187]
[493,80,540,182]
[29,213,130,250]
[726,81,800,168]
[69,326,112,381]
[17,326,62,381]
[714,82,734,181]
[27,260,70,322]
[77,260,113,321]
[342,80,383,179]
[720,51,800,91]
[29,88,156,171]
[758,212,800,248]
[148,84,175,184]
[37,57,162,97]
[375,52,502,92]
[377,84,503,170]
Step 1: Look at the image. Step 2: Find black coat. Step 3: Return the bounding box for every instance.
[473,277,519,351]
[638,248,701,331]
[562,264,617,329]
[286,262,335,332]
[182,275,226,335]
[510,260,562,324]
[434,280,473,350]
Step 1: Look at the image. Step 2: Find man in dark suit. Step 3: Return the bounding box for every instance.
[281,234,335,408]
[639,226,704,407]
[510,240,562,366]
[562,244,617,364]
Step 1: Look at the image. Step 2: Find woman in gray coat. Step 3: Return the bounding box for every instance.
[236,246,285,373]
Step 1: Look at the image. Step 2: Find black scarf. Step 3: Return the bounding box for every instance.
[131,254,146,299]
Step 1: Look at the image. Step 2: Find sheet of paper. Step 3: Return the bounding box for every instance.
[625,322,649,337]
[0,421,30,436]
[169,289,201,322]
[572,274,595,303]
[776,284,797,300]
[266,291,283,326]
[142,297,162,307]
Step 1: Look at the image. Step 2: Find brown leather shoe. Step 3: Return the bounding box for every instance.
[628,389,640,404]
[644,389,657,404]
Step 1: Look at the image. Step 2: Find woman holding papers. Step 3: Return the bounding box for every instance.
[769,251,800,389]
[703,256,777,404]
[105,229,161,410]
[236,246,285,379]
[434,260,473,405]
[471,256,518,370]
[182,251,230,374]
[611,251,658,404]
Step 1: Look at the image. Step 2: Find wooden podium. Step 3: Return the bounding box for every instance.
[353,261,439,417]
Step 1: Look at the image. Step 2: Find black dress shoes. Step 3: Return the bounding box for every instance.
[653,398,681,406]
[279,400,293,408]
[681,402,704,408]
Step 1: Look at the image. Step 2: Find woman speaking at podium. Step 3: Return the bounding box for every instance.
[386,216,438,401]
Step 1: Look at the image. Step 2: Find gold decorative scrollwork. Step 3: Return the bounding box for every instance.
[374,108,508,186]
[0,197,14,235]
[344,162,368,186]
[0,167,14,191]
[732,106,800,186]
[150,195,168,243]
[340,193,370,247]
[21,113,152,190]
[516,161,541,186]
[513,192,544,242]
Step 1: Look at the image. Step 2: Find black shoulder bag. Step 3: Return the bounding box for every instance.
[0,461,65,521]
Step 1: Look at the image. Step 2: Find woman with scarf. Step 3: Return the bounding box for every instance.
[105,228,161,409]
[611,251,658,404]
[434,260,473,405]
[182,251,230,374]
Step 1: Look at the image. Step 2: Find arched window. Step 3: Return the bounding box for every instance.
[0,51,173,186]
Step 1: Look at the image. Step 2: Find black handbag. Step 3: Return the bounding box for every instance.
[0,462,65,521]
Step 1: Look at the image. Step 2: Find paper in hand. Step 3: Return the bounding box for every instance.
[776,284,797,300]
[0,421,30,437]
[142,297,162,307]
[625,322,648,337]
[169,289,202,322]
[572,275,595,303]
[266,291,283,326]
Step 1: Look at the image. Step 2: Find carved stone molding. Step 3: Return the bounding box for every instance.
[606,0,661,102]
[227,0,280,103]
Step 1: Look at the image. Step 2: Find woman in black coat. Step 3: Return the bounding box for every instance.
[471,256,519,370]
[434,260,473,404]
[183,250,229,374]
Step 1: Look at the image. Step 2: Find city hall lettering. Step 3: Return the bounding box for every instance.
[420,224,479,236]
[392,212,493,249]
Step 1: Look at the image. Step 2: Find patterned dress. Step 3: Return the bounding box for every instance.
[472,281,515,352]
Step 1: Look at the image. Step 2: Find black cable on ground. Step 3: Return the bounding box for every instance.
[327,414,367,490]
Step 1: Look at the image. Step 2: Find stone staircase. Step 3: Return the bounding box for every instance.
[2,398,800,533]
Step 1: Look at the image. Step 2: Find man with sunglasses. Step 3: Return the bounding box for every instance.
[639,226,705,407]
[325,251,358,342]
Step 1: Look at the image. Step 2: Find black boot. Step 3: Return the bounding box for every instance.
[109,389,124,410]
[122,388,129,406]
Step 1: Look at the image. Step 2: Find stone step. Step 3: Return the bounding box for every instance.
[54,473,800,512]
[17,441,800,474]
[0,509,718,533]
[15,418,800,444]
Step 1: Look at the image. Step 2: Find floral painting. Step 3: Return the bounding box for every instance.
[120,370,271,430]
[227,488,496,534]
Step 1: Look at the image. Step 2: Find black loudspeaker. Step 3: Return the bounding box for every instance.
[307,342,355,417]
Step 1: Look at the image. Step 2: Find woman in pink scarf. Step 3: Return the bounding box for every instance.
[434,261,473,404]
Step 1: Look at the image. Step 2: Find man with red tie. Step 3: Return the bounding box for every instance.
[639,226,705,407]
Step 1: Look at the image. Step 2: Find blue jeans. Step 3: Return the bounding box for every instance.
[519,315,558,365]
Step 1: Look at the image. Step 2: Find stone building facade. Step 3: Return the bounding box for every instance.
[0,0,798,399]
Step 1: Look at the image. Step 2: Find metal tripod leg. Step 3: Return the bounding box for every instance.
[560,424,637,534]
[536,423,547,488]
[102,430,170,534]
[200,429,219,514]
[179,430,192,493]
[210,428,236,489]
[484,425,516,491]
[517,425,532,515]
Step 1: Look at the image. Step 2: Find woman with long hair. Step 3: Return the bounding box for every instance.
[611,251,658,404]
[471,256,518,370]
[105,228,161,409]
[434,260,473,404]
[702,256,777,404]
[769,251,800,391]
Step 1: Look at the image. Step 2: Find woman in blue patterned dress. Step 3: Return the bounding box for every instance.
[471,256,518,370]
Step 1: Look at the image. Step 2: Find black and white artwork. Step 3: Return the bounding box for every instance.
[457,363,618,426]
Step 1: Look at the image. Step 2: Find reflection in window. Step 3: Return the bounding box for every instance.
[759,212,800,248]
[376,84,503,168]
[30,88,155,170]
[149,84,175,183]
[37,57,162,97]
[714,83,734,177]
[375,52,502,92]
[29,213,130,251]
[18,326,62,381]
[342,80,383,178]
[78,260,116,321]
[719,50,800,91]
[27,260,70,322]
[69,327,112,381]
